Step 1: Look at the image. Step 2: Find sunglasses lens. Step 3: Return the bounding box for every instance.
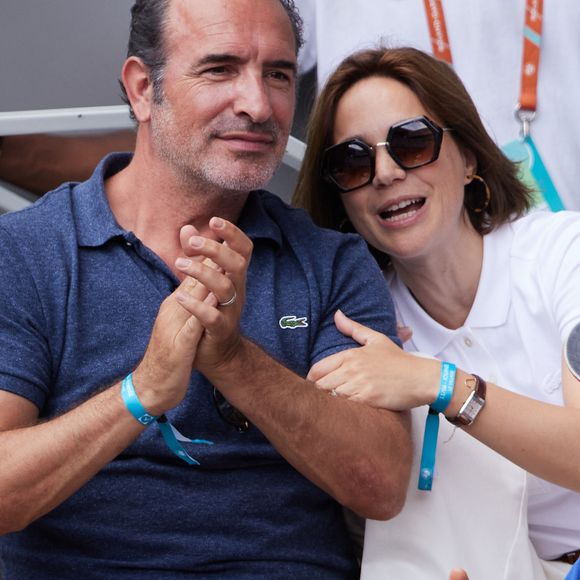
[389,119,438,169]
[326,141,373,191]
[213,388,250,432]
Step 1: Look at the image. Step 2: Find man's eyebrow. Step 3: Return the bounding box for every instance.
[195,53,297,74]
[266,59,297,74]
[196,53,244,67]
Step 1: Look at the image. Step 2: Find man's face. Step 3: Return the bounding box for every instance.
[149,0,297,194]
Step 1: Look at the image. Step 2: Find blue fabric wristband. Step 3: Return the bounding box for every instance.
[121,373,159,425]
[418,409,440,491]
[156,415,213,466]
[121,372,214,465]
[431,361,456,413]
[418,361,457,491]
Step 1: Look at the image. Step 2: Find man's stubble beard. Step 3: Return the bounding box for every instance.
[150,101,286,195]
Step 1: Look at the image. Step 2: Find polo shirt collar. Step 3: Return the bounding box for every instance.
[237,190,283,247]
[74,153,131,248]
[391,224,513,355]
[73,153,283,249]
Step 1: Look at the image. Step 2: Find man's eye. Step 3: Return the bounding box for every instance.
[203,66,230,76]
[268,71,291,82]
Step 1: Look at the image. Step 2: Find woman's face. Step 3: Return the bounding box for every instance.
[332,76,476,264]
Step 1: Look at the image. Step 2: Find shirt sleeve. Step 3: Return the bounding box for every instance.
[0,224,52,408]
[534,212,580,340]
[309,234,399,366]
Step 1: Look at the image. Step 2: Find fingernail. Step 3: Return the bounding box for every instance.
[175,258,192,269]
[190,236,204,248]
[211,217,225,229]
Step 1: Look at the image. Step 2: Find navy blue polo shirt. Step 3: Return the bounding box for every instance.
[0,154,398,579]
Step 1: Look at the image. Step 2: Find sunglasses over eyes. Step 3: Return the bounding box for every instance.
[322,116,452,193]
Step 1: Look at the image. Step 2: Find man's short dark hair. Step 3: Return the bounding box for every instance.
[120,0,303,118]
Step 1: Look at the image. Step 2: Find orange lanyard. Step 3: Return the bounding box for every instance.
[516,0,543,136]
[519,0,543,112]
[423,0,453,64]
[424,0,543,136]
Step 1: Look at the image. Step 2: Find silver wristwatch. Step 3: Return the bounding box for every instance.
[449,374,487,426]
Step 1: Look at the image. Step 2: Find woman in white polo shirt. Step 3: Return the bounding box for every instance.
[294,46,580,580]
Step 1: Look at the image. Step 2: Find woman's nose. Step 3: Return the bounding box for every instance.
[372,145,406,188]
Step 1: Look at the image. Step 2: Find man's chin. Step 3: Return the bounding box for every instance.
[215,173,276,193]
[209,159,280,192]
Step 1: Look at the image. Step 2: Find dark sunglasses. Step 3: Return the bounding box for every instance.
[213,387,250,432]
[322,116,452,193]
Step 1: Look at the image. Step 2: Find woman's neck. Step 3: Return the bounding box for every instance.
[392,227,484,330]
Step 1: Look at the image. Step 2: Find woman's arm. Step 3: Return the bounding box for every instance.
[309,310,580,492]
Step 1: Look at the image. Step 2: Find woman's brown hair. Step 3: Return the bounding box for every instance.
[293,47,532,241]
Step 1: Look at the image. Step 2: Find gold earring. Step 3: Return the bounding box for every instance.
[467,174,491,213]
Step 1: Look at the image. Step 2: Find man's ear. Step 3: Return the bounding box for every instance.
[121,56,155,123]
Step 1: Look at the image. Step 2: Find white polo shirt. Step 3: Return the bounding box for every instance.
[386,210,580,559]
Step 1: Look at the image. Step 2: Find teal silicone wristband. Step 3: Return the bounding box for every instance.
[121,373,159,425]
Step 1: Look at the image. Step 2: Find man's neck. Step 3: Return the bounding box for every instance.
[105,150,250,272]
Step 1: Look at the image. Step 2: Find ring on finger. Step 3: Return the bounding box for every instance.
[330,388,338,397]
[218,289,237,307]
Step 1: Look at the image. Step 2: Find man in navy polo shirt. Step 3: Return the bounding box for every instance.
[0,0,411,577]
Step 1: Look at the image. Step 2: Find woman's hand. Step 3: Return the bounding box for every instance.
[308,310,439,411]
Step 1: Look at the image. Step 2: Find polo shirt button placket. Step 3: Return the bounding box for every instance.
[464,336,473,348]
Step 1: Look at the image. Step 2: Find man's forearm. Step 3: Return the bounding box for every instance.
[0,384,146,535]
[204,338,413,520]
[0,272,207,535]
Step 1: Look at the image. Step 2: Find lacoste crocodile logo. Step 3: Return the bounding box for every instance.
[279,315,309,329]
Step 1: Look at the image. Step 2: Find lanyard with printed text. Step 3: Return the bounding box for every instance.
[423,0,452,64]
[518,0,542,115]
[423,0,563,211]
[510,0,563,210]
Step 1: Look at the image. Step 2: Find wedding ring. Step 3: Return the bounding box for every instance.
[218,290,237,307]
[330,389,338,397]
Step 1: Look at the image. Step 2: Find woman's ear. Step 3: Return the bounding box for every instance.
[463,149,478,183]
[121,57,154,123]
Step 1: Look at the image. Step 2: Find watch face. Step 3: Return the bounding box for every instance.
[566,322,580,380]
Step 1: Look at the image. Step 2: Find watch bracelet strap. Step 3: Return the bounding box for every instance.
[448,374,487,426]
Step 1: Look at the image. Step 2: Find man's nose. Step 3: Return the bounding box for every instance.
[232,72,273,123]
